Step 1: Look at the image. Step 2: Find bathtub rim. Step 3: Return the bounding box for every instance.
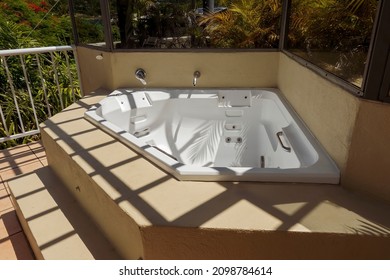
[84,87,340,184]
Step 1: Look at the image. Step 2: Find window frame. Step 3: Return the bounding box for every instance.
[68,0,390,103]
[362,0,390,102]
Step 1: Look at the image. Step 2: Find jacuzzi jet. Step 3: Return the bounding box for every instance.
[134,128,150,138]
[225,136,242,143]
[260,155,265,168]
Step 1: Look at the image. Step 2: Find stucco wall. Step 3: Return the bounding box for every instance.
[277,53,390,202]
[77,47,115,94]
[343,100,390,202]
[76,47,279,93]
[277,53,360,173]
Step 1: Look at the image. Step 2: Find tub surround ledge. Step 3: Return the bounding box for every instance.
[38,88,390,259]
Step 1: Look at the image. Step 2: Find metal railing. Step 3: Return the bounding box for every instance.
[0,46,82,145]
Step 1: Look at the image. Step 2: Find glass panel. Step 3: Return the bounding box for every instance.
[73,0,106,47]
[110,0,281,49]
[287,0,378,88]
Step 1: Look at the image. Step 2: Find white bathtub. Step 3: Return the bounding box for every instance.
[85,88,340,184]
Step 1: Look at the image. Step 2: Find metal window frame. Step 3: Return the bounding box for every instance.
[379,51,390,102]
[69,0,390,103]
[68,0,112,51]
[278,0,290,51]
[69,0,283,52]
[363,0,390,102]
[279,0,390,101]
[100,0,114,51]
[68,0,78,45]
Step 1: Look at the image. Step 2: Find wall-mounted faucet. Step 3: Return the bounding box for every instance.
[135,68,147,85]
[193,71,201,86]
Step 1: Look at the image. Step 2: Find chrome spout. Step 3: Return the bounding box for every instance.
[135,68,147,85]
[193,71,201,86]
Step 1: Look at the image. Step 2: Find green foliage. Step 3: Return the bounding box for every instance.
[0,0,73,46]
[0,0,80,149]
[0,20,39,49]
[288,0,378,85]
[288,0,377,51]
[200,0,281,48]
[0,50,81,149]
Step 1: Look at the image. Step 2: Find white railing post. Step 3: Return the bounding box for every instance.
[20,54,40,130]
[35,53,52,117]
[1,56,25,133]
[0,45,81,145]
[72,45,84,97]
[50,51,64,110]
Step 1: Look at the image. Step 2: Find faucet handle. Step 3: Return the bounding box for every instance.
[193,71,201,86]
[135,68,147,85]
[135,68,146,79]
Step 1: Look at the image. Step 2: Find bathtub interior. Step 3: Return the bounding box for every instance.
[86,88,339,183]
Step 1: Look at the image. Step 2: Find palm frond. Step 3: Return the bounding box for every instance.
[186,120,224,166]
[200,0,281,48]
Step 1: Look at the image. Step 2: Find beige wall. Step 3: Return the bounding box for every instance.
[343,100,390,201]
[278,53,390,202]
[77,47,279,93]
[277,53,360,173]
[77,47,115,94]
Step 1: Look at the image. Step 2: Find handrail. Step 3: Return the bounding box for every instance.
[0,45,81,146]
[0,45,73,56]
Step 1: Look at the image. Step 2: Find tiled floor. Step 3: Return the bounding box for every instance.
[0,141,47,260]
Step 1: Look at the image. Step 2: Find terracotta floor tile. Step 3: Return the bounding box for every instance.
[0,209,22,239]
[0,143,42,260]
[39,157,48,166]
[0,150,39,173]
[27,141,43,150]
[0,144,31,158]
[0,238,18,260]
[0,189,13,213]
[0,159,44,182]
[0,232,35,260]
[28,141,46,160]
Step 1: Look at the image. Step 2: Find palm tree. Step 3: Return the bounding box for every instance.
[200,0,281,48]
[0,20,39,50]
[288,0,377,50]
[287,0,378,86]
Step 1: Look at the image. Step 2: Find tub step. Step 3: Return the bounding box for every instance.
[7,167,120,260]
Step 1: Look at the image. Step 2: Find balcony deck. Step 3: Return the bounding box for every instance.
[0,142,46,259]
